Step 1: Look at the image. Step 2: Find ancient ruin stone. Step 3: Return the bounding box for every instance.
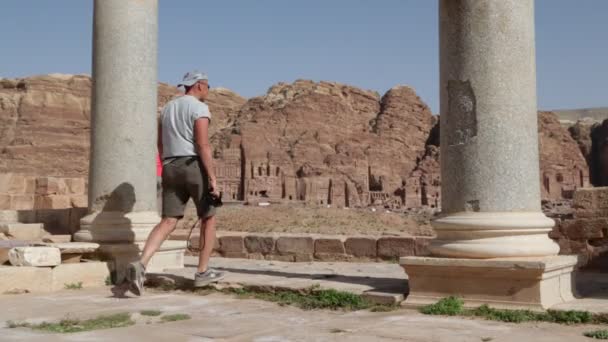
[377,237,416,259]
[276,235,314,255]
[554,187,608,267]
[314,237,346,255]
[0,223,43,240]
[406,145,441,209]
[244,235,275,254]
[538,111,590,200]
[218,235,246,255]
[573,187,608,219]
[562,218,607,240]
[8,246,61,267]
[213,81,434,207]
[344,237,377,258]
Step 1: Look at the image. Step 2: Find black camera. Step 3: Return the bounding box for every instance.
[208,190,223,207]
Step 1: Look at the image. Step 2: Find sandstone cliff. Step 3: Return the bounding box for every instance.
[0,75,594,210]
[538,111,589,199]
[0,74,245,177]
[212,80,434,207]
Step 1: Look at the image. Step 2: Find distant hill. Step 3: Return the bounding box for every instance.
[553,107,608,125]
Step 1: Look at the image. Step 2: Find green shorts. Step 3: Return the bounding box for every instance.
[161,156,216,219]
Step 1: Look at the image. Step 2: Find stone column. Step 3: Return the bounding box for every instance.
[431,0,559,258]
[401,0,576,310]
[74,0,184,280]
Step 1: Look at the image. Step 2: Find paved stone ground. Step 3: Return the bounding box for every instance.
[166,256,408,300]
[0,288,604,341]
[168,256,608,311]
[1,257,607,341]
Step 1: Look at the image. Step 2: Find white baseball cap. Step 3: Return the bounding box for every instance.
[177,70,208,87]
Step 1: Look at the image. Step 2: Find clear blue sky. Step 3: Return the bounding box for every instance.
[0,1,606,113]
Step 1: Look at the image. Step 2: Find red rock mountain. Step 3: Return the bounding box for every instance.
[0,75,591,208]
[407,111,590,205]
[538,111,589,199]
[212,80,434,207]
[0,74,245,177]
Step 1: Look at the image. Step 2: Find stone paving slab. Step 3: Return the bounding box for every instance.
[160,256,408,304]
[0,257,606,341]
[0,288,602,341]
[34,242,99,254]
[160,256,608,312]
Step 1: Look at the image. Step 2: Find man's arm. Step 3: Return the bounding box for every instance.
[194,118,218,194]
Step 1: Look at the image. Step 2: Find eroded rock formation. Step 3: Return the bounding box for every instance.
[538,111,589,199]
[0,75,595,210]
[211,80,434,207]
[0,74,245,178]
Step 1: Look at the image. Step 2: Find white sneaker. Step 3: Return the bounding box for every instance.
[194,268,225,287]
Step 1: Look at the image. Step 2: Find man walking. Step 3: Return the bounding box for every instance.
[126,71,224,296]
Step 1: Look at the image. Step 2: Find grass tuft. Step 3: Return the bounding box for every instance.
[160,314,191,322]
[585,330,608,339]
[64,282,83,290]
[140,310,162,317]
[467,305,541,323]
[421,297,604,326]
[547,310,593,324]
[147,281,400,312]
[11,313,135,333]
[223,286,370,311]
[419,296,464,316]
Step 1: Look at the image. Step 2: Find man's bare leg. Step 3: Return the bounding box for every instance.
[140,217,179,268]
[197,215,216,273]
[194,215,225,287]
[126,217,179,296]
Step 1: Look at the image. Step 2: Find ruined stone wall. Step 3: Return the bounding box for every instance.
[0,174,86,210]
[0,173,88,235]
[550,187,608,267]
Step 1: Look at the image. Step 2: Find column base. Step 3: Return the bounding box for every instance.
[73,210,187,282]
[73,211,161,243]
[95,240,186,283]
[400,255,577,310]
[430,212,560,258]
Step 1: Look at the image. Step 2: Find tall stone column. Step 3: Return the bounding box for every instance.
[430,0,559,258]
[401,0,576,310]
[74,0,184,280]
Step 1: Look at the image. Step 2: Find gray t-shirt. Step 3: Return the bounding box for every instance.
[160,95,211,160]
